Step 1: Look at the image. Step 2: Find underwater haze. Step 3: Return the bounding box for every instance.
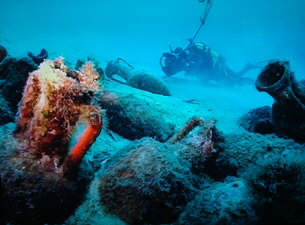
[1,0,305,73]
[1,0,305,225]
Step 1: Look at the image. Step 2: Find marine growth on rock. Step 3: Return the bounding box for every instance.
[0,58,103,225]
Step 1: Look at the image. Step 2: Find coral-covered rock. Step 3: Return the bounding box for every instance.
[0,146,89,225]
[0,45,7,63]
[208,131,305,180]
[178,178,257,225]
[0,58,103,225]
[239,106,274,134]
[245,151,305,225]
[0,57,37,113]
[75,57,105,80]
[0,124,86,225]
[13,58,103,174]
[98,138,196,225]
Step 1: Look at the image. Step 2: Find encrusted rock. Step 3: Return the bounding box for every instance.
[0,58,102,225]
[75,57,105,80]
[0,57,36,113]
[98,138,196,225]
[208,131,305,180]
[239,106,274,134]
[245,151,305,225]
[177,178,257,225]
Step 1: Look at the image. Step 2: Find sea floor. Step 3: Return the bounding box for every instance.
[0,47,296,225]
[164,75,273,134]
[64,73,274,225]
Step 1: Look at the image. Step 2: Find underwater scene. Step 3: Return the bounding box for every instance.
[0,0,305,224]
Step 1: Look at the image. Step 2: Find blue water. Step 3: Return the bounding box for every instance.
[1,0,305,76]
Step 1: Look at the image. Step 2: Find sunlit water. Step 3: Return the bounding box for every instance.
[1,0,303,135]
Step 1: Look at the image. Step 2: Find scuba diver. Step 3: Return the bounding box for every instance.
[160,0,258,84]
[160,41,257,84]
[160,0,213,76]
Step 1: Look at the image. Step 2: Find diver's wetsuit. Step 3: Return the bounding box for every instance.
[160,42,254,84]
[184,42,233,81]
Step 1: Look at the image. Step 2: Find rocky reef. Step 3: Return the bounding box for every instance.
[245,150,305,225]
